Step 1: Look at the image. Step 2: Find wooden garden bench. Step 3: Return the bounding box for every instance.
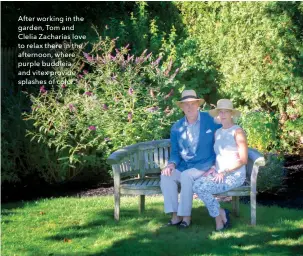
[107,139,265,225]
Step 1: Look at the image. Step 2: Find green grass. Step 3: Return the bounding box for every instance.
[1,196,303,256]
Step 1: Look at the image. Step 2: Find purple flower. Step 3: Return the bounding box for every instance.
[145,52,152,60]
[164,88,174,99]
[88,125,96,131]
[128,87,134,95]
[146,106,159,113]
[69,104,76,112]
[164,59,173,76]
[127,54,134,63]
[135,57,145,64]
[141,49,148,56]
[102,104,108,110]
[152,56,163,66]
[40,85,47,94]
[128,112,133,122]
[108,54,116,61]
[78,74,83,79]
[83,52,94,62]
[83,70,89,75]
[111,74,117,81]
[170,68,180,80]
[84,91,92,96]
[104,137,111,142]
[61,84,67,89]
[150,89,155,98]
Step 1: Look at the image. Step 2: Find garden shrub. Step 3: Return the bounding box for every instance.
[1,89,73,184]
[239,110,279,152]
[177,1,303,154]
[1,89,29,183]
[258,153,285,193]
[24,36,180,182]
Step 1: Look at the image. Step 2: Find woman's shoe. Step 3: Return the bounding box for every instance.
[223,209,231,229]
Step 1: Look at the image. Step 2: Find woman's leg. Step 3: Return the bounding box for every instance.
[193,174,245,230]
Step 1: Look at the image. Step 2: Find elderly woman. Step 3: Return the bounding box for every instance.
[193,99,248,232]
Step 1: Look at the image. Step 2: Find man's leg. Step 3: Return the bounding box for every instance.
[160,169,181,223]
[177,168,205,224]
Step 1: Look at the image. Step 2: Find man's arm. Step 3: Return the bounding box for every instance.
[168,126,181,168]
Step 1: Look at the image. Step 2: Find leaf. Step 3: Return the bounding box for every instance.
[63,238,72,243]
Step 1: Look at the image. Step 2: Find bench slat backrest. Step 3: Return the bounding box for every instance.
[118,140,170,178]
[117,140,255,183]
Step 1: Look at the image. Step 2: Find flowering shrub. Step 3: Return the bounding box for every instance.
[24,37,180,182]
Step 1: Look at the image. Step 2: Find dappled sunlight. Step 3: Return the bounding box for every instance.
[268,238,303,246]
[209,231,248,240]
[231,244,260,251]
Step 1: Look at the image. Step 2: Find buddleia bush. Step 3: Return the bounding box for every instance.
[24,36,180,182]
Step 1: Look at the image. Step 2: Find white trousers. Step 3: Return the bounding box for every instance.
[160,168,205,216]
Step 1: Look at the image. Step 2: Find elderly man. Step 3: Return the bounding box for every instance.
[160,89,221,228]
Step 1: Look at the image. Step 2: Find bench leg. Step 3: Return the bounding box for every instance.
[232,196,240,217]
[114,188,120,221]
[251,190,257,226]
[139,195,145,214]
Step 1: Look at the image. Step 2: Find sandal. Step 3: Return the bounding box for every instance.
[163,220,182,227]
[178,221,191,229]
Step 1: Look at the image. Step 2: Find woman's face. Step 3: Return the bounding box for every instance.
[218,109,233,123]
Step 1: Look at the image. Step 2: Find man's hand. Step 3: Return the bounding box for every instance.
[161,163,175,176]
[202,167,216,177]
[212,172,224,183]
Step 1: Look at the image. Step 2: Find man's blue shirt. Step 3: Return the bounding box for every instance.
[169,111,222,172]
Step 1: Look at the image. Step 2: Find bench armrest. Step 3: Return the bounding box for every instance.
[106,139,170,165]
[248,148,266,167]
[248,148,266,193]
[107,144,139,165]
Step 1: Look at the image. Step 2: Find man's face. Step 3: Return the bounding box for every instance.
[180,101,200,119]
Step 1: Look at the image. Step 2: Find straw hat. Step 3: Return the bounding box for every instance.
[209,99,241,118]
[176,90,205,108]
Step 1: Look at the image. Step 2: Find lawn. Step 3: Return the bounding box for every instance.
[1,195,303,256]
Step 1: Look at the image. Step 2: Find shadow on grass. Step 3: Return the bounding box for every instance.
[2,198,302,256]
[43,202,303,256]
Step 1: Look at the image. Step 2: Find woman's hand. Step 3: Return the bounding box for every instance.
[202,167,216,177]
[212,172,224,183]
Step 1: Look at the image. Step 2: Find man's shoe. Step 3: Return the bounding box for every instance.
[178,221,191,229]
[162,220,182,227]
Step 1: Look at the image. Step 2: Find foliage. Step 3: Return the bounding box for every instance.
[1,89,29,183]
[239,110,279,152]
[1,89,72,184]
[177,1,303,154]
[24,36,180,182]
[258,153,285,193]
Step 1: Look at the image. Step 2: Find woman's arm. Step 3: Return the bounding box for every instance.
[223,128,248,174]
